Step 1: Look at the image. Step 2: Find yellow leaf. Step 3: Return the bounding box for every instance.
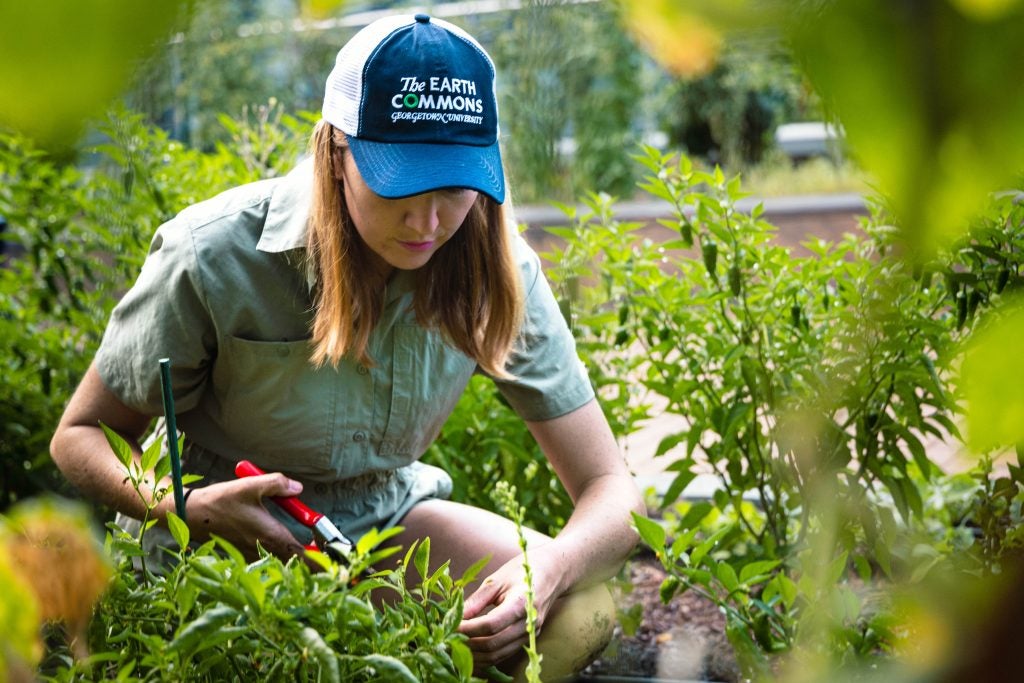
[949,0,1022,21]
[621,0,723,77]
[0,0,187,149]
[0,548,42,674]
[299,0,348,20]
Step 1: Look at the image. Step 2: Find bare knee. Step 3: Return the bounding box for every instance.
[510,582,616,682]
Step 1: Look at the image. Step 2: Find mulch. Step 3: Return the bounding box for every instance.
[580,552,741,683]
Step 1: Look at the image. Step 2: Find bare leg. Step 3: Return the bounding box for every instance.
[389,499,615,681]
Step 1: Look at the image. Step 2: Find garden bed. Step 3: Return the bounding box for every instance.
[582,553,739,683]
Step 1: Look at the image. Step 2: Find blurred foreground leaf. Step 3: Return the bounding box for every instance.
[790,0,1024,253]
[949,0,1023,20]
[622,0,1024,254]
[0,547,41,677]
[962,297,1024,452]
[620,0,783,77]
[620,0,724,76]
[298,0,348,20]
[0,1,188,149]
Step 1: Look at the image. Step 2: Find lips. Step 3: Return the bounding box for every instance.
[398,240,435,253]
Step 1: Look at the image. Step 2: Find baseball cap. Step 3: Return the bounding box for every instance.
[322,14,505,204]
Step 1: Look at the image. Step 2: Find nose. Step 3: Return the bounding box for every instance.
[403,192,442,237]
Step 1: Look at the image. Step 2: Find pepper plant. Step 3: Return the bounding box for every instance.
[34,427,486,683]
[546,146,1024,676]
[548,146,958,556]
[541,147,966,674]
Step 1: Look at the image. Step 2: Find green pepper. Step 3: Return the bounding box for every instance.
[790,303,801,328]
[702,240,718,278]
[740,357,759,397]
[996,267,1010,294]
[968,289,983,319]
[679,219,694,247]
[728,264,742,296]
[955,291,968,329]
[945,272,958,298]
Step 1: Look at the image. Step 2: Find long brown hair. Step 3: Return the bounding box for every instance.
[306,120,523,378]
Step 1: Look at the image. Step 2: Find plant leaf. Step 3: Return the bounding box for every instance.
[99,422,133,469]
[632,513,666,552]
[165,510,189,550]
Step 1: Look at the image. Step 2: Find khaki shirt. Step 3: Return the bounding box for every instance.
[96,159,594,484]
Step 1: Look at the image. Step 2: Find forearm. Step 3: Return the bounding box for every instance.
[50,364,175,521]
[51,424,175,522]
[525,399,646,596]
[535,472,644,594]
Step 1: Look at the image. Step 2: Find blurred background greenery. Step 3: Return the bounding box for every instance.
[0,0,847,201]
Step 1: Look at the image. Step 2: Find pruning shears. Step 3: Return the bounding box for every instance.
[234,460,354,564]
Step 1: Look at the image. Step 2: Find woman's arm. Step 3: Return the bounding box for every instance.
[524,397,645,591]
[459,398,644,651]
[50,363,308,558]
[50,363,162,518]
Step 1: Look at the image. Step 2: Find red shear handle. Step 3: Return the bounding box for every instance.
[234,460,322,528]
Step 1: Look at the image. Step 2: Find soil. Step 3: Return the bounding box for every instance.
[580,552,741,683]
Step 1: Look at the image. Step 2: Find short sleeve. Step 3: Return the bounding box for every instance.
[489,237,595,421]
[95,220,216,415]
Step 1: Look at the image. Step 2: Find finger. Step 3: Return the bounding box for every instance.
[194,482,305,559]
[459,593,526,638]
[249,472,303,498]
[463,575,502,619]
[467,629,530,667]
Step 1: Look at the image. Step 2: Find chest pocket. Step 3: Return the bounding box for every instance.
[380,325,476,464]
[211,336,336,469]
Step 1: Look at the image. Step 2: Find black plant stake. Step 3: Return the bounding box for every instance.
[159,358,186,521]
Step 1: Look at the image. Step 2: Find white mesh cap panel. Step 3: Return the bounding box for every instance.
[321,15,413,134]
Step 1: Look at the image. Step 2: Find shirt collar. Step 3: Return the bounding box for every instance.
[256,157,417,305]
[256,156,314,254]
[385,269,416,304]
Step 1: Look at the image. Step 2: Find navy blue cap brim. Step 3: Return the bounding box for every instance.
[345,135,505,204]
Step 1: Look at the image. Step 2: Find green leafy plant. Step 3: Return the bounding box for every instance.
[491,481,543,683]
[549,147,957,555]
[492,0,647,201]
[37,426,484,682]
[0,105,307,512]
[634,509,789,678]
[540,146,1020,676]
[659,42,814,168]
[97,422,200,582]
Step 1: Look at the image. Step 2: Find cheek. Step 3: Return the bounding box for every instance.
[446,195,479,229]
[343,185,375,239]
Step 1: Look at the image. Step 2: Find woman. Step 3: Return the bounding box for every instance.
[50,14,644,679]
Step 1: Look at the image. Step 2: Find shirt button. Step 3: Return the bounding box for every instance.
[314,483,328,495]
[352,431,367,443]
[357,364,369,375]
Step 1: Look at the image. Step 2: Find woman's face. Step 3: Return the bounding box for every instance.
[340,153,479,275]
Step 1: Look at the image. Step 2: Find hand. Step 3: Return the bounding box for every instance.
[457,550,562,667]
[182,473,307,560]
